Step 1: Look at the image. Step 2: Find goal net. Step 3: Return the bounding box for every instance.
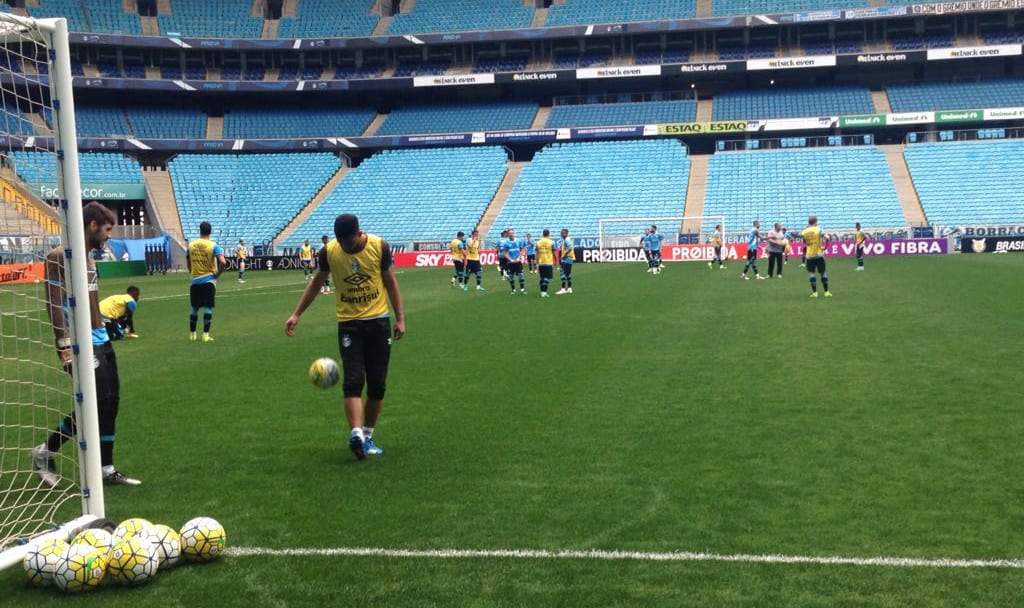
[0,14,104,572]
[597,215,726,260]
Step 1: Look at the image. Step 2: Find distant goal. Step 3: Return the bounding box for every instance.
[597,216,726,260]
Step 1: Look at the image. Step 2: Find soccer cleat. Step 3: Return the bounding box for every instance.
[742,274,749,280]
[776,275,783,279]
[450,277,456,288]
[541,292,550,298]
[555,288,567,295]
[756,275,766,280]
[855,267,864,272]
[799,264,806,268]
[719,265,727,270]
[364,438,383,456]
[103,470,141,486]
[824,291,833,298]
[520,289,527,294]
[810,292,819,298]
[189,332,197,342]
[32,444,59,488]
[566,288,573,294]
[462,284,468,291]
[707,262,712,269]
[349,434,366,460]
[510,290,516,295]
[202,334,214,342]
[126,333,139,339]
[238,279,246,284]
[476,285,485,291]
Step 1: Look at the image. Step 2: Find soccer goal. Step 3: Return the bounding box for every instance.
[597,215,726,260]
[0,14,105,572]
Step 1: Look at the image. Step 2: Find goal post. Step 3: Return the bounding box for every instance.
[597,215,726,260]
[0,14,104,572]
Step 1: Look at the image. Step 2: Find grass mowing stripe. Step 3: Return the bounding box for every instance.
[228,546,1024,570]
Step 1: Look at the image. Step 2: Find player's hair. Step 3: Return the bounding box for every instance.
[334,213,360,239]
[126,286,140,299]
[457,231,465,238]
[542,229,550,236]
[321,235,329,241]
[715,224,721,230]
[855,222,861,229]
[199,221,212,236]
[83,201,115,227]
[650,225,657,231]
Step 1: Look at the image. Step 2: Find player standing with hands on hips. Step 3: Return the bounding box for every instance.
[285,214,405,460]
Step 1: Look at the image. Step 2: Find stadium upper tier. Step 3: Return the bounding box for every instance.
[11,151,143,187]
[546,0,696,26]
[388,0,533,35]
[277,0,379,39]
[713,86,875,121]
[886,80,1024,113]
[158,0,262,39]
[703,147,905,230]
[547,100,697,128]
[125,107,206,139]
[375,103,539,136]
[487,139,690,244]
[283,147,508,247]
[171,153,341,245]
[222,108,377,139]
[712,0,869,16]
[904,141,1024,226]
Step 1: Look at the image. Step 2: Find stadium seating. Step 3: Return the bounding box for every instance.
[283,147,508,247]
[553,52,610,69]
[277,0,379,39]
[2,108,38,136]
[393,61,450,77]
[712,86,874,120]
[703,147,905,230]
[635,49,691,65]
[983,29,1024,44]
[84,0,142,35]
[546,0,696,26]
[388,0,533,35]
[125,107,206,139]
[712,0,869,17]
[547,100,697,128]
[718,45,776,60]
[886,80,1024,112]
[11,151,144,186]
[25,0,88,33]
[375,102,538,136]
[222,108,377,138]
[487,139,691,243]
[903,140,1024,225]
[472,57,529,73]
[69,106,132,137]
[171,153,341,244]
[890,35,955,50]
[158,0,262,39]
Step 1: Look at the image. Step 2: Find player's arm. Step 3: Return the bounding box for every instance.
[285,250,329,336]
[44,247,72,371]
[380,241,405,340]
[214,246,227,279]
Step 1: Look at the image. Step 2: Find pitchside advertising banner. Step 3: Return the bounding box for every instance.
[960,236,1024,253]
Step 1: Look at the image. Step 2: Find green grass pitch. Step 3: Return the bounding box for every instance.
[3,254,1024,606]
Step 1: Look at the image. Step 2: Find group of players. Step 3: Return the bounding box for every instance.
[449,228,577,297]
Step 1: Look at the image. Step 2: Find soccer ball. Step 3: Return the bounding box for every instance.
[23,537,68,587]
[137,523,182,568]
[52,543,107,592]
[107,536,159,585]
[309,357,340,389]
[71,528,115,558]
[113,517,153,542]
[179,517,226,562]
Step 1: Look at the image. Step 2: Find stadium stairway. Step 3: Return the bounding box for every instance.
[121,0,134,12]
[682,154,709,232]
[157,0,171,15]
[871,90,892,114]
[28,112,52,136]
[530,106,551,129]
[282,0,298,17]
[696,98,713,122]
[372,16,392,35]
[697,0,712,17]
[261,18,279,39]
[530,5,549,27]
[141,16,159,36]
[142,166,186,251]
[363,113,388,136]
[476,160,526,237]
[880,144,927,226]
[206,115,224,139]
[275,164,351,244]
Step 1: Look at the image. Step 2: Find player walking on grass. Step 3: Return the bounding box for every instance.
[525,233,538,274]
[647,225,664,274]
[641,227,653,272]
[319,235,333,295]
[464,229,485,291]
[188,221,227,342]
[708,224,726,269]
[496,230,509,279]
[236,238,248,283]
[285,213,405,460]
[501,228,527,294]
[450,231,466,288]
[300,239,314,281]
[741,220,765,280]
[556,228,575,295]
[855,222,868,271]
[34,202,141,487]
[535,229,556,297]
[802,216,832,298]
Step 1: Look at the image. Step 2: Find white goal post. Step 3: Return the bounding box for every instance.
[597,215,726,260]
[0,14,105,572]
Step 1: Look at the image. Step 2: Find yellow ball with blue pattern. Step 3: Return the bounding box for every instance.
[309,357,340,389]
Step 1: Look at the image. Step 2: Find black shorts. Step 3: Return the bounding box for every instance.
[539,265,553,281]
[527,254,537,264]
[508,261,523,275]
[94,342,120,434]
[746,250,757,262]
[560,262,573,277]
[714,246,722,257]
[466,259,481,274]
[806,257,827,274]
[338,318,392,400]
[190,282,216,309]
[499,257,508,270]
[453,260,465,273]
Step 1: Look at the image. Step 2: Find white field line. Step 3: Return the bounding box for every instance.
[227,546,1024,570]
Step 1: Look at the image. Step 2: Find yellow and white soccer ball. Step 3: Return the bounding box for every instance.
[309,357,340,389]
[22,537,68,587]
[137,523,182,568]
[71,528,115,558]
[113,517,153,542]
[107,536,160,585]
[52,543,107,592]
[179,517,226,562]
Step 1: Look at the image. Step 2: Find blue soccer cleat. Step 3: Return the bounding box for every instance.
[364,438,383,456]
[349,433,366,460]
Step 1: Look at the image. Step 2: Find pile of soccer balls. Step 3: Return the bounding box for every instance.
[23,516,226,592]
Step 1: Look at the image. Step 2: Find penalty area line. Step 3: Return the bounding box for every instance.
[227,546,1024,570]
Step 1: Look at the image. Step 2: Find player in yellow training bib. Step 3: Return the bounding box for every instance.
[464,229,485,291]
[235,238,248,283]
[854,222,868,271]
[535,229,556,297]
[801,216,832,298]
[187,221,228,341]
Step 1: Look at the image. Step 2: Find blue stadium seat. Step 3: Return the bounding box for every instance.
[283,147,509,247]
[159,0,263,39]
[904,141,1024,225]
[11,151,144,188]
[546,0,696,26]
[171,153,341,245]
[487,139,691,244]
[388,0,533,35]
[277,0,379,39]
[712,0,869,17]
[125,107,206,139]
[703,147,905,230]
[222,108,377,138]
[712,86,874,120]
[886,80,1024,112]
[67,106,131,137]
[547,100,697,128]
[375,102,538,136]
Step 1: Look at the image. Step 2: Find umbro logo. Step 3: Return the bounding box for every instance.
[344,272,372,287]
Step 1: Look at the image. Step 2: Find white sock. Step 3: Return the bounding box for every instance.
[102,465,115,475]
[362,427,374,440]
[350,428,364,440]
